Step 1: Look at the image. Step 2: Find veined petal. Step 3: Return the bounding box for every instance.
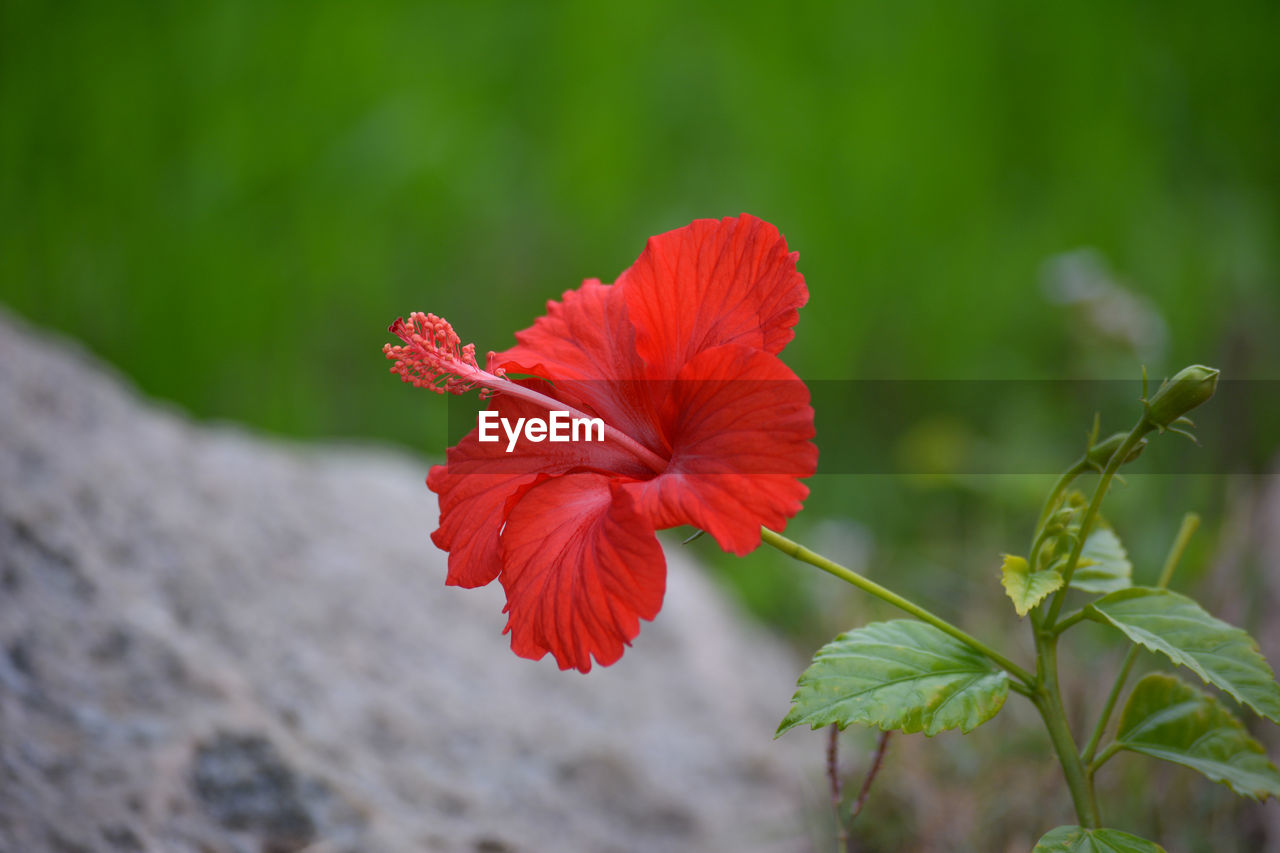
[429,381,649,589]
[621,214,807,380]
[499,473,665,673]
[429,463,527,589]
[625,344,817,554]
[498,279,642,380]
[494,279,667,457]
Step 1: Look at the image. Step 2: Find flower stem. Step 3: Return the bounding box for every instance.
[1043,415,1154,629]
[1032,633,1100,828]
[1079,512,1200,766]
[760,528,1036,687]
[1026,415,1154,828]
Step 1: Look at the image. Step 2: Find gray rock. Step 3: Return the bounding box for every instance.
[0,309,814,853]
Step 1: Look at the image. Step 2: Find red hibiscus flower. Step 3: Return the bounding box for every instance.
[384,214,818,672]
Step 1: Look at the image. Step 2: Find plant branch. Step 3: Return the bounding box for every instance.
[1156,512,1201,590]
[1043,415,1153,628]
[850,731,893,824]
[760,528,1036,687]
[828,725,847,852]
[1079,512,1200,765]
[1078,645,1140,767]
[1033,636,1100,828]
[1052,608,1088,636]
[1089,742,1122,776]
[1008,679,1034,698]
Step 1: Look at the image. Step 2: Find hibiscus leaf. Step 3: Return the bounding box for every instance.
[1001,554,1063,617]
[1086,587,1280,723]
[777,620,1009,737]
[1112,673,1280,801]
[1067,527,1133,594]
[1032,825,1166,852]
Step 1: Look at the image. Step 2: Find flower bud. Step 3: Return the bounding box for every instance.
[1087,432,1148,468]
[1146,365,1220,428]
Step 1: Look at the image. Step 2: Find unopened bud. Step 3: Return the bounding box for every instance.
[1087,432,1148,469]
[1146,365,1220,428]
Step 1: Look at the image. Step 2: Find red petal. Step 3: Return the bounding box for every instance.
[429,382,649,589]
[621,214,808,380]
[499,473,665,673]
[498,279,642,381]
[624,344,817,555]
[493,279,668,458]
[429,462,524,588]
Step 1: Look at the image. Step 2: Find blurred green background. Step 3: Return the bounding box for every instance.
[3,1,1279,849]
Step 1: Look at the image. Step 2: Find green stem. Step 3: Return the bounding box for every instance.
[760,528,1036,687]
[1156,512,1201,590]
[1031,462,1086,545]
[1052,608,1088,636]
[1078,645,1140,767]
[1025,456,1123,828]
[1089,742,1121,775]
[1028,460,1088,575]
[1078,512,1201,765]
[1043,415,1153,628]
[1034,634,1100,828]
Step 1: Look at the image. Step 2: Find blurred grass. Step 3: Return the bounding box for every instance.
[3,0,1278,629]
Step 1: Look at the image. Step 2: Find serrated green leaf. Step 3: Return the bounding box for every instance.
[1067,527,1133,594]
[777,620,1009,737]
[1033,825,1165,852]
[1001,554,1063,617]
[1086,587,1280,723]
[1113,673,1280,800]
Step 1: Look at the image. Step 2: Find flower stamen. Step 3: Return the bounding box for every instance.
[384,312,491,395]
[385,311,667,472]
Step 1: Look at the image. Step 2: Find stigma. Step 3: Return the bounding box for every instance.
[383,312,502,396]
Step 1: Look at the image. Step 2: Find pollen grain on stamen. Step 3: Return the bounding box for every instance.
[383,311,486,396]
